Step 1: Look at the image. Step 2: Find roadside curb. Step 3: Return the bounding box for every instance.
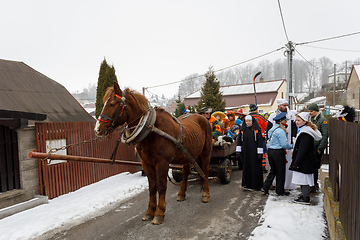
[0,195,48,220]
[323,177,346,240]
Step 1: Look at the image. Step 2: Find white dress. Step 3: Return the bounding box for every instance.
[292,171,314,186]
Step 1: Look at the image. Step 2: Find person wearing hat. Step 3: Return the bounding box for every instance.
[249,103,269,173]
[266,98,297,190]
[308,103,329,192]
[236,115,264,191]
[290,112,322,204]
[222,110,236,135]
[235,109,246,123]
[227,123,240,140]
[198,107,222,140]
[262,112,293,196]
[211,111,226,134]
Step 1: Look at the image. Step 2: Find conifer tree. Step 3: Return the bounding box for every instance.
[197,66,225,112]
[174,90,185,117]
[95,59,118,118]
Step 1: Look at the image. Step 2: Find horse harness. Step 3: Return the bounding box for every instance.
[98,91,127,135]
[121,108,206,178]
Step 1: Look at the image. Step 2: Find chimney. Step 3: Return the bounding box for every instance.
[259,77,264,83]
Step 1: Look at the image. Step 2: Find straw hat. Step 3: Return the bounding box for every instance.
[211,111,226,121]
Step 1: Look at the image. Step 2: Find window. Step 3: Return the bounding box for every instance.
[46,139,67,165]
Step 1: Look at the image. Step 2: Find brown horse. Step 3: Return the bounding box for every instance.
[94,81,212,224]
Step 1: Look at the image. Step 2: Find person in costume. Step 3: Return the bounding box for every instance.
[222,110,236,134]
[211,111,226,134]
[235,109,246,123]
[236,115,264,191]
[308,103,329,192]
[249,103,269,173]
[290,112,322,205]
[199,107,221,139]
[262,112,293,196]
[333,105,356,122]
[266,98,297,190]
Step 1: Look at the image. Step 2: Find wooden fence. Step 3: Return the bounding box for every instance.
[328,118,360,240]
[35,121,139,199]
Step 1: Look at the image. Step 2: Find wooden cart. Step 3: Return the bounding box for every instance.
[171,141,239,184]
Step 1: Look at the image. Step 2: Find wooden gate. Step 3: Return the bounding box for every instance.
[35,121,139,199]
[0,125,20,193]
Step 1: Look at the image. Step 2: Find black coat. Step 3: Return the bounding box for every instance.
[290,132,317,174]
[237,117,264,189]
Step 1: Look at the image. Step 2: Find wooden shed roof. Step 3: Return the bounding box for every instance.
[0,59,94,122]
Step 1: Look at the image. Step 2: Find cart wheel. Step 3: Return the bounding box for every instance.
[172,169,183,182]
[219,158,231,184]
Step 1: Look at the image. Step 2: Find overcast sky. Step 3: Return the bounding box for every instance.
[1,0,359,99]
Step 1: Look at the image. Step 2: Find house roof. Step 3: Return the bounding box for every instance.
[345,64,360,90]
[0,59,94,122]
[183,79,285,108]
[185,79,285,99]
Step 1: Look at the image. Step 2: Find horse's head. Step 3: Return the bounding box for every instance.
[94,81,128,136]
[94,81,150,137]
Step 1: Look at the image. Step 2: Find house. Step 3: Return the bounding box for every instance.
[0,59,94,210]
[345,64,360,109]
[183,79,288,113]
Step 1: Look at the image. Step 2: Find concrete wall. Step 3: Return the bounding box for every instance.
[17,126,39,197]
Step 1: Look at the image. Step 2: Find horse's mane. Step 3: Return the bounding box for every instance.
[103,87,149,113]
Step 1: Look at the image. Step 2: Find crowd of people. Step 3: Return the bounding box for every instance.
[197,98,329,205]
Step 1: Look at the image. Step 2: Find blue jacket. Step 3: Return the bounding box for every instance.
[267,124,293,150]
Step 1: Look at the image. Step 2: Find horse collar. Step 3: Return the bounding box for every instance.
[121,106,156,145]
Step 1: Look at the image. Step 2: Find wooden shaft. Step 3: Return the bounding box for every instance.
[29,151,142,166]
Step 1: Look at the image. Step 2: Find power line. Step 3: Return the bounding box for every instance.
[295,31,360,46]
[277,0,290,42]
[145,47,285,90]
[294,48,318,69]
[300,44,360,53]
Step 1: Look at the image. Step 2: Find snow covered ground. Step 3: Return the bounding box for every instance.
[0,166,328,240]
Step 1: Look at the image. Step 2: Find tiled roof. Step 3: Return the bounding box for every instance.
[0,59,94,122]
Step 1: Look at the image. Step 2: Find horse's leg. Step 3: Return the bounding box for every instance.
[177,163,190,201]
[200,145,211,203]
[152,161,169,225]
[142,163,157,221]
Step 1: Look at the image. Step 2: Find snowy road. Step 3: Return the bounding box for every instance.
[38,168,267,240]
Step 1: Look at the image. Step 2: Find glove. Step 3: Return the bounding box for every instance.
[236,152,241,158]
[257,154,263,161]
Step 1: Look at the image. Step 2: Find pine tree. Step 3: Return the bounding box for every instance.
[197,66,226,112]
[95,59,118,118]
[174,89,186,117]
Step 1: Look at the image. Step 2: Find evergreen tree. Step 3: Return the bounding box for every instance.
[197,66,225,112]
[174,90,186,117]
[95,58,118,118]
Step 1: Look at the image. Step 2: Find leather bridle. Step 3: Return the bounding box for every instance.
[97,91,127,133]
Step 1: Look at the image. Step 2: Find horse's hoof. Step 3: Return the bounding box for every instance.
[152,216,164,225]
[142,214,154,221]
[202,194,210,203]
[177,195,185,201]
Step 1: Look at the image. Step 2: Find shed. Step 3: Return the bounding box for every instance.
[0,59,93,210]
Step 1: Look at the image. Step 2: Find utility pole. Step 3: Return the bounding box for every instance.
[333,64,336,106]
[285,41,294,109]
[143,87,146,96]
